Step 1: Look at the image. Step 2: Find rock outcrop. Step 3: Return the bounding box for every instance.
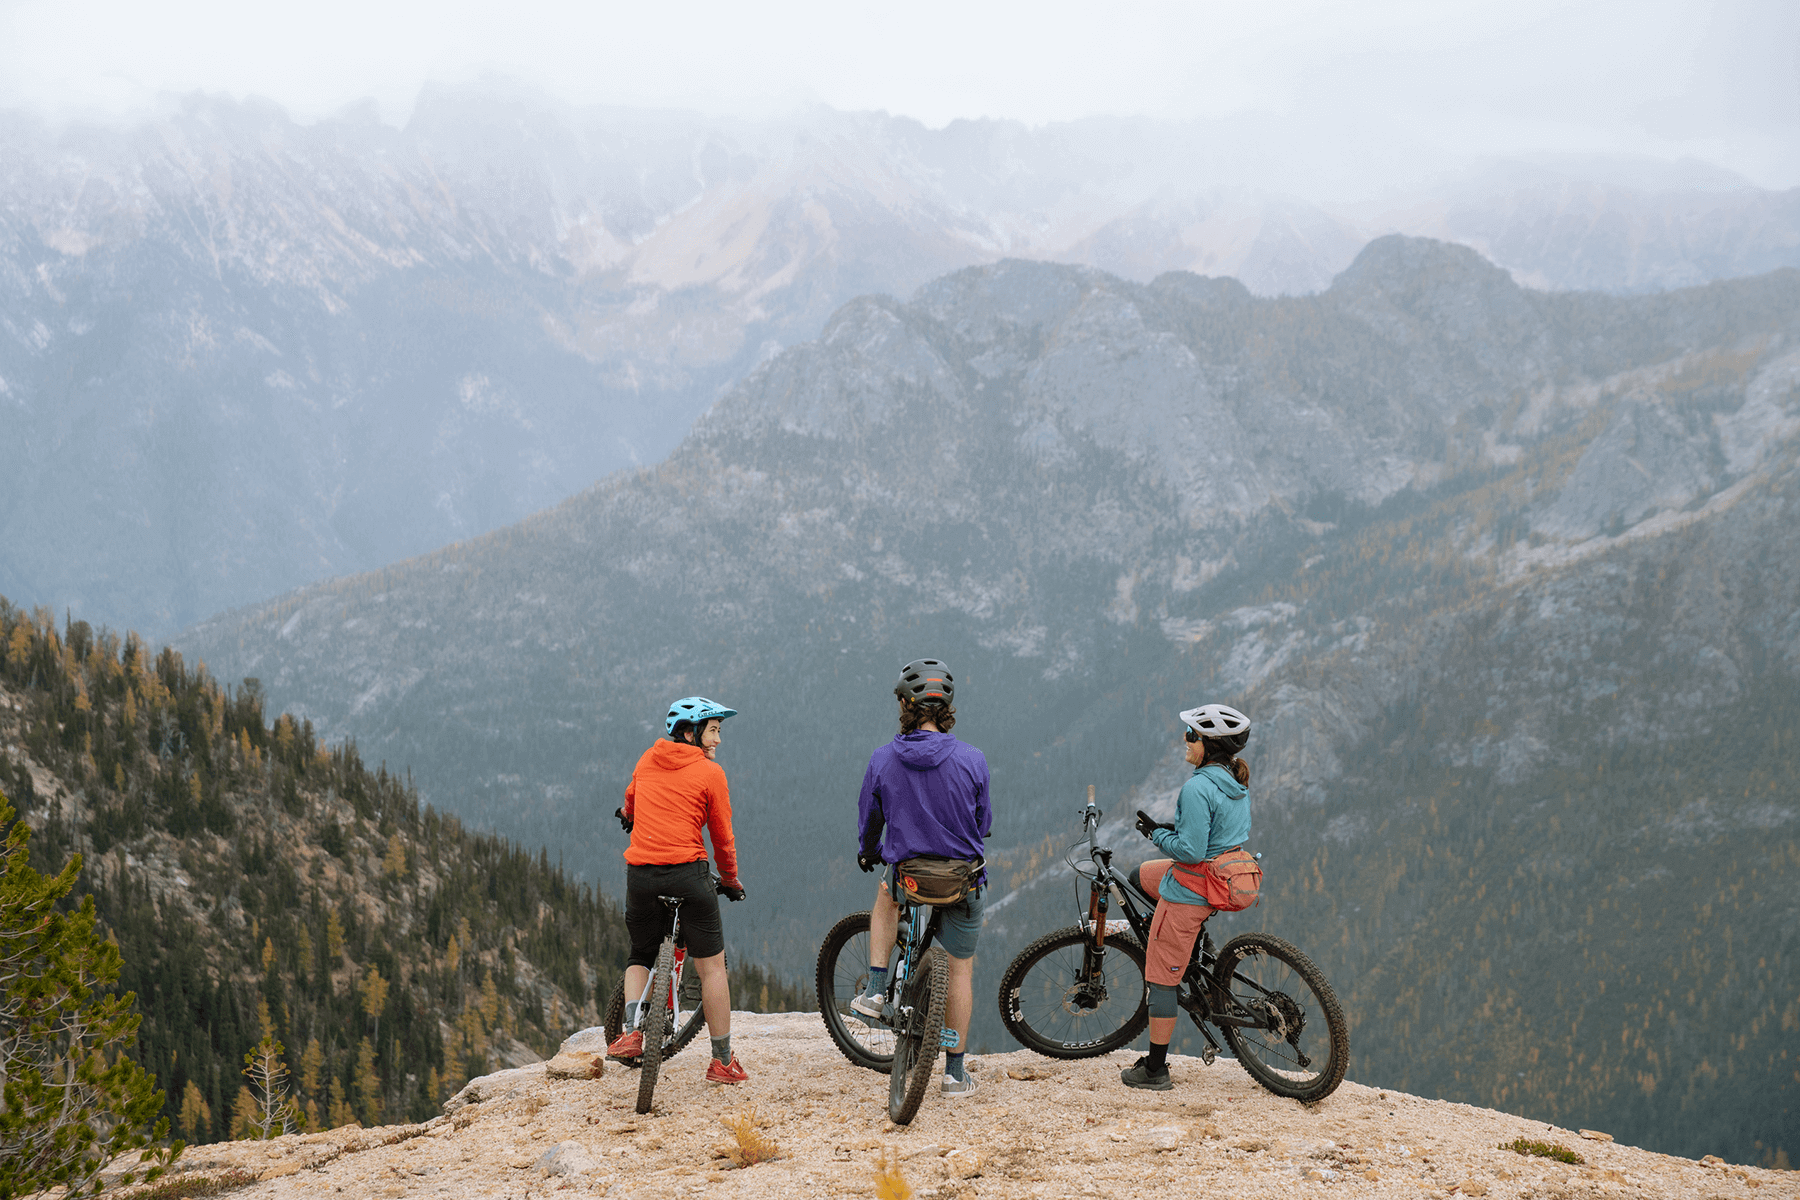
[154,1013,1793,1198]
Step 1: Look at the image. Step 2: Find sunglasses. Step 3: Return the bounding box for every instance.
[1184,728,1201,744]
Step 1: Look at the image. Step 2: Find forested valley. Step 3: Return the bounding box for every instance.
[0,598,806,1145]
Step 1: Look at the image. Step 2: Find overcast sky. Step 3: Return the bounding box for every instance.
[2,0,1795,188]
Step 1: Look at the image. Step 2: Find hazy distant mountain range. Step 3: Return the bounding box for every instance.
[181,237,1799,1164]
[3,84,1798,636]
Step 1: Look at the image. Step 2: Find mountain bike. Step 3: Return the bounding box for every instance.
[997,791,1349,1102]
[602,880,726,1113]
[816,888,950,1125]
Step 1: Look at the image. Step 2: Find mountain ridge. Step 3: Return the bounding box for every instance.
[6,89,1800,636]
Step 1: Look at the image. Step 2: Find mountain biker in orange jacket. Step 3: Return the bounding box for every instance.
[607,696,749,1084]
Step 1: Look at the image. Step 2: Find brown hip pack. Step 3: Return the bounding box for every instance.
[895,855,984,906]
[1169,846,1262,912]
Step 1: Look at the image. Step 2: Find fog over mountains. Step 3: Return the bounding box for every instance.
[181,236,1800,1164]
[4,84,1799,636]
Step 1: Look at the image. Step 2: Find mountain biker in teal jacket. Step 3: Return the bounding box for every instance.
[1124,703,1254,1090]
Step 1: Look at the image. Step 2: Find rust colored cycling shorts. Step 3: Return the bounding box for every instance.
[1140,860,1217,984]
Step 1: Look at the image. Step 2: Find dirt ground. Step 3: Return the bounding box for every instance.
[165,1012,1793,1200]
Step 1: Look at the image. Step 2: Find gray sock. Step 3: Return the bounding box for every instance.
[711,1034,732,1063]
[625,1000,642,1026]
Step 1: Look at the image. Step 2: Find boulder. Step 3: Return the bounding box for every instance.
[535,1141,599,1177]
[546,1051,605,1080]
[442,1064,546,1115]
[558,1026,610,1057]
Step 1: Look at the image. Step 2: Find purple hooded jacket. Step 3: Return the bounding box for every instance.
[857,731,991,871]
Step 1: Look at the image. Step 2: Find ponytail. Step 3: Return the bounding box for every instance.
[1200,737,1250,785]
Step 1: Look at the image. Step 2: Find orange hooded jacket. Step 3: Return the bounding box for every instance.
[621,740,739,884]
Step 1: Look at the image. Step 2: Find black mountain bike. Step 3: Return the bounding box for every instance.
[998,792,1349,1102]
[816,891,949,1125]
[602,881,727,1113]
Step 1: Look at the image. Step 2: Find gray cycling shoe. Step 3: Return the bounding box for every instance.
[1120,1056,1173,1091]
[940,1072,978,1097]
[848,993,886,1021]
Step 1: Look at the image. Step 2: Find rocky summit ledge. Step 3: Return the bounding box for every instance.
[160,1012,1790,1199]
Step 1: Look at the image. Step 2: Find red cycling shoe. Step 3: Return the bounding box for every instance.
[605,1031,644,1061]
[705,1056,748,1084]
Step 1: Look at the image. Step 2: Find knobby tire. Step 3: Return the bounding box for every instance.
[815,910,895,1073]
[1212,932,1349,1102]
[635,940,675,1113]
[603,967,707,1063]
[888,946,947,1125]
[999,925,1150,1059]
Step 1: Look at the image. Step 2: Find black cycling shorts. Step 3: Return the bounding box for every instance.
[625,860,725,966]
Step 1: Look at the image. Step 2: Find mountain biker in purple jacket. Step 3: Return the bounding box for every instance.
[851,658,992,1097]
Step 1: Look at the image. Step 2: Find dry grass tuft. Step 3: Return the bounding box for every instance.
[719,1106,780,1166]
[873,1146,913,1200]
[115,1169,260,1200]
[1501,1137,1584,1164]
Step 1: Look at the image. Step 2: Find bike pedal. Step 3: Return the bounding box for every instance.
[1201,1047,1217,1066]
[940,1028,961,1049]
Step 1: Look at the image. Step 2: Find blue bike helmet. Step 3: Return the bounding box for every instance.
[665,696,738,739]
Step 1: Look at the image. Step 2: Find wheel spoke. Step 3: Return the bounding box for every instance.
[1215,933,1347,1101]
[1003,930,1148,1056]
[817,911,897,1071]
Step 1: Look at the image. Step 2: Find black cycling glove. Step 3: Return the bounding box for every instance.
[1135,809,1174,839]
[614,806,632,833]
[857,853,880,874]
[718,881,747,902]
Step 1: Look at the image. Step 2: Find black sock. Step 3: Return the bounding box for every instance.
[1146,1042,1169,1073]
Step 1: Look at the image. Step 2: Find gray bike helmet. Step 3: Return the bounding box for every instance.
[895,659,954,704]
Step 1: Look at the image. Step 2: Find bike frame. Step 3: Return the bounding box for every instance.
[863,885,972,1050]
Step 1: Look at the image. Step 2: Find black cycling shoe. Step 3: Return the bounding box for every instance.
[1120,1055,1174,1091]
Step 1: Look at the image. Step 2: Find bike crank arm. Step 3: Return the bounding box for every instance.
[1177,994,1225,1065]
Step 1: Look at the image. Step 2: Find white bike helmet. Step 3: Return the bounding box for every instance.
[1180,704,1250,750]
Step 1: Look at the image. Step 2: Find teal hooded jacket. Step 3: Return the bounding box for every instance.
[1150,763,1251,906]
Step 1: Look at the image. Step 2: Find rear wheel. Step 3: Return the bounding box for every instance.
[999,926,1149,1058]
[635,941,674,1113]
[603,959,707,1063]
[888,947,947,1126]
[816,910,895,1073]
[1212,933,1348,1102]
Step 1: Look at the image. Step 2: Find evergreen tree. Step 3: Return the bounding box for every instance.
[0,797,178,1197]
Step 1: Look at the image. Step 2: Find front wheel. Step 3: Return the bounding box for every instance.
[999,926,1149,1059]
[816,911,895,1073]
[888,947,947,1126]
[635,941,675,1114]
[1212,932,1349,1102]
